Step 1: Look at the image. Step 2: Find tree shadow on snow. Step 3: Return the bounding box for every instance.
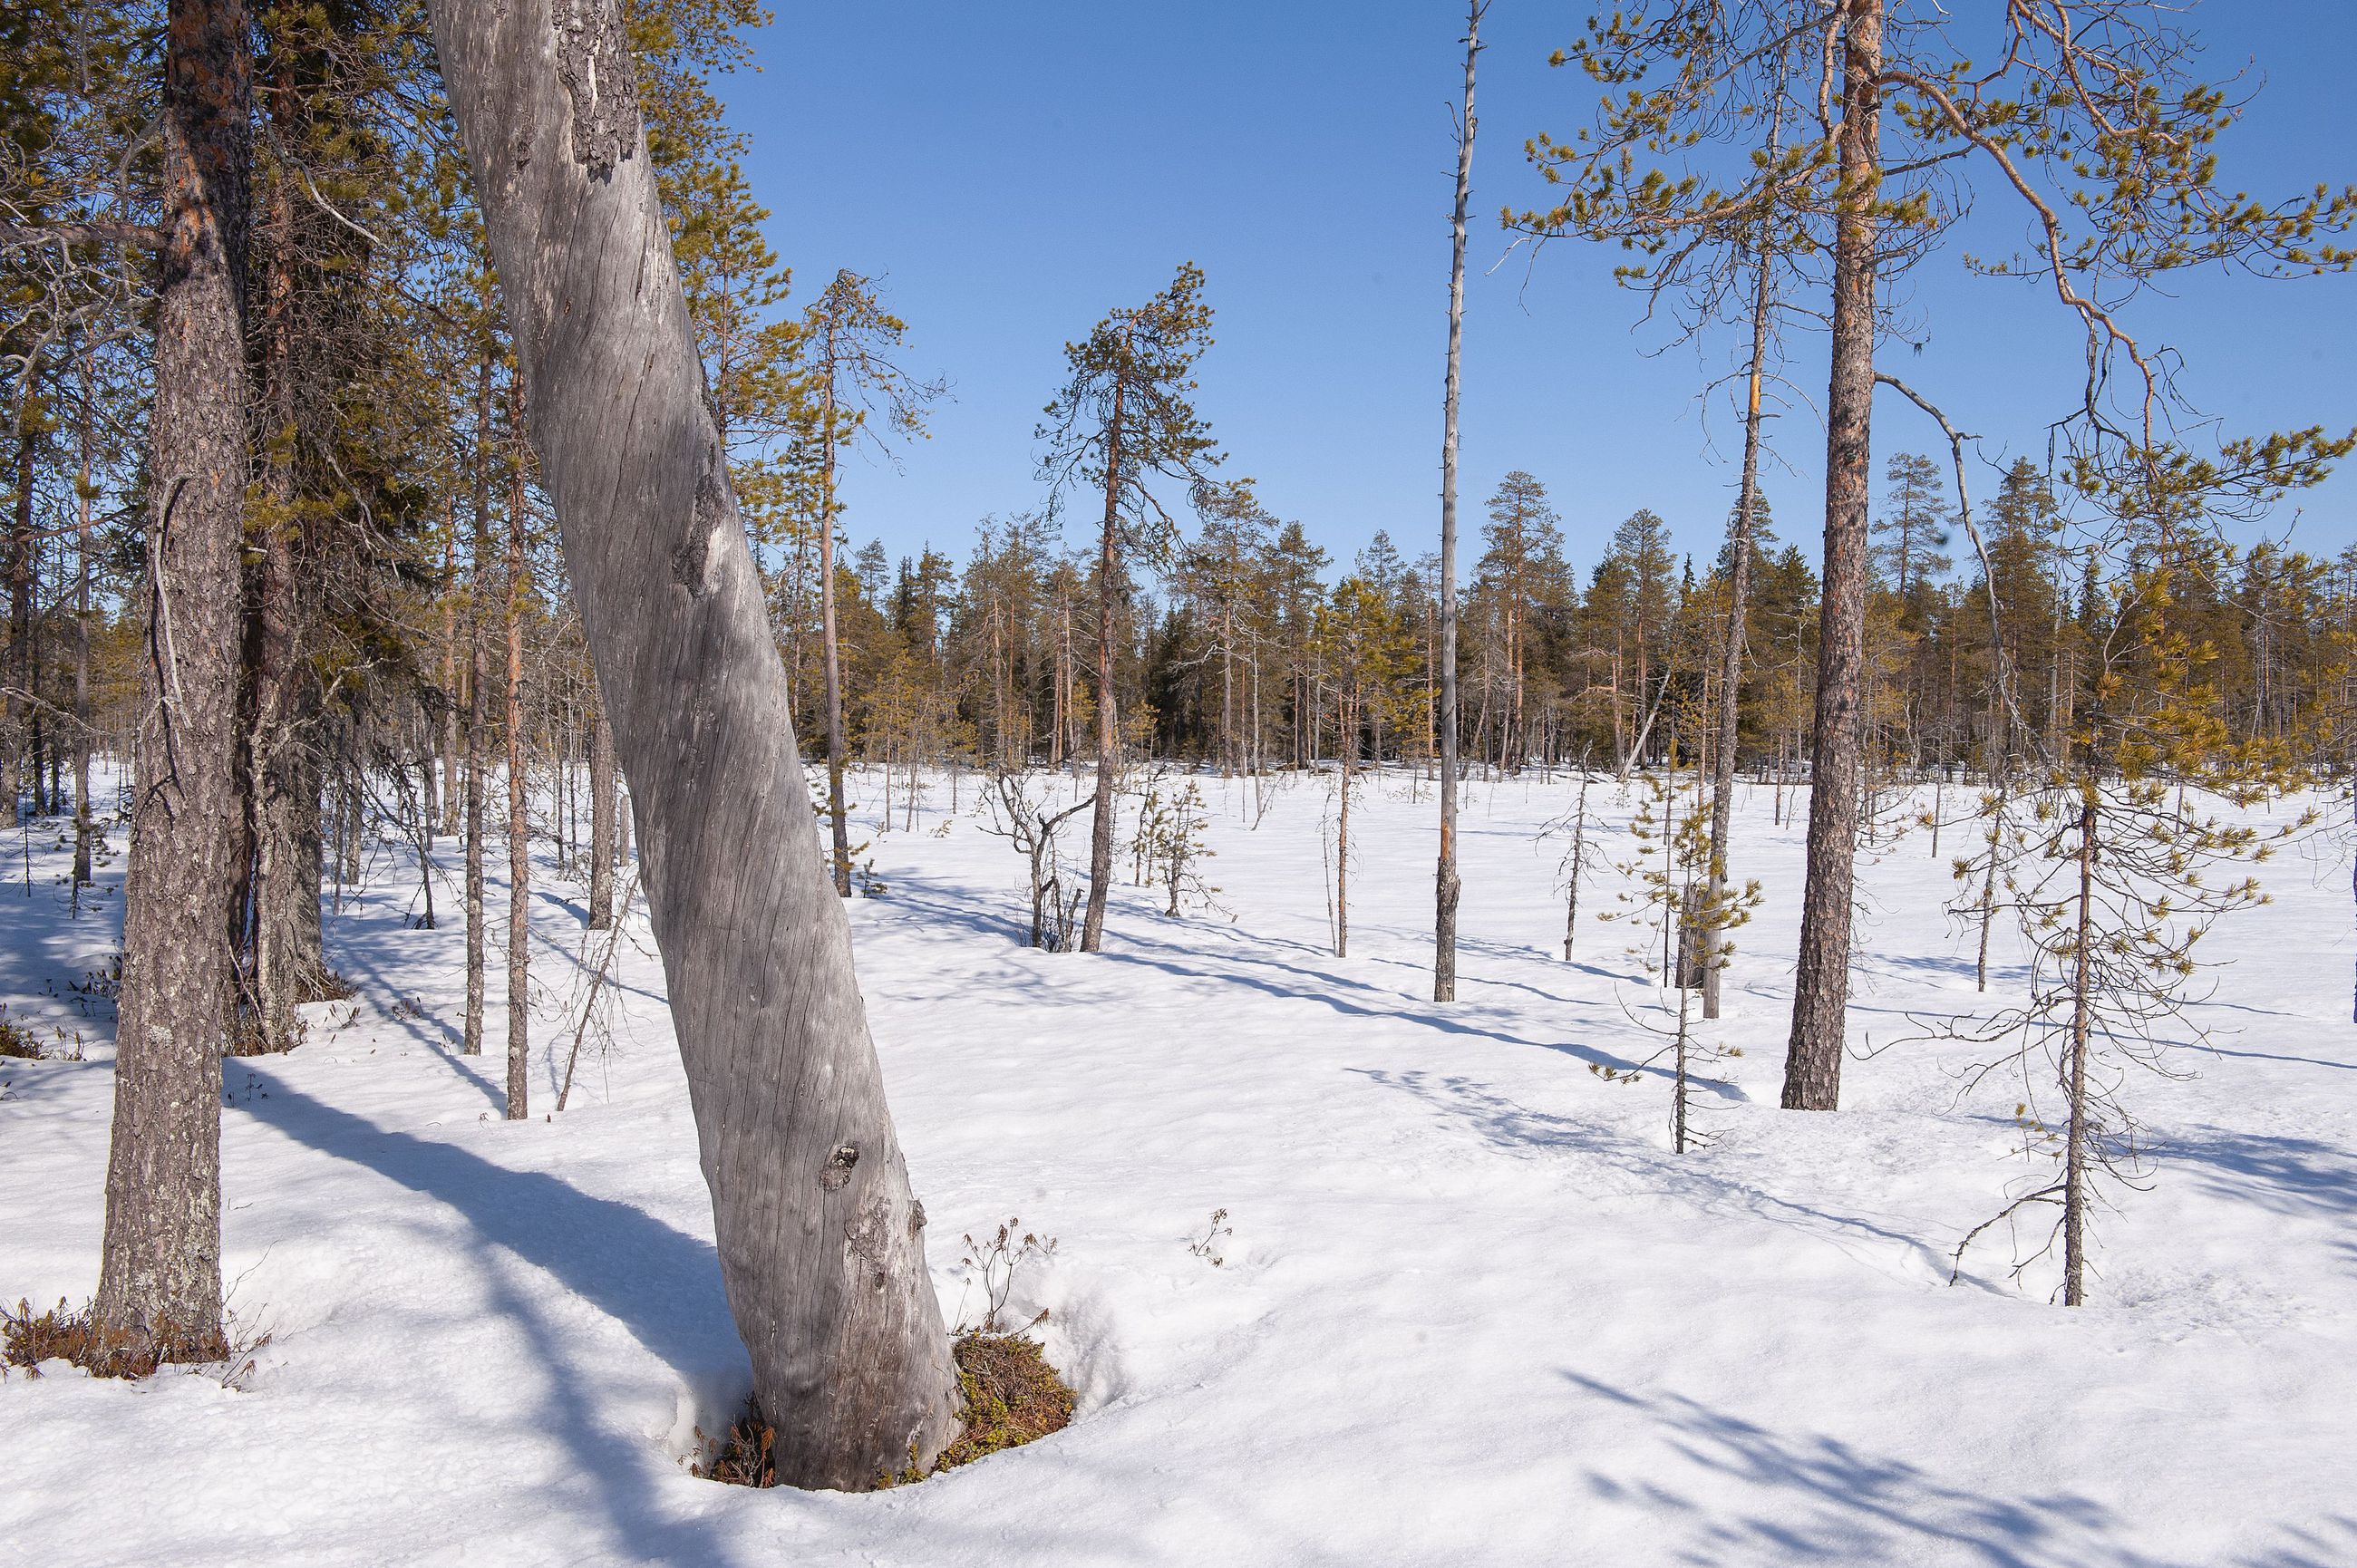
[877,867,1658,1074]
[1357,1070,1952,1278]
[1558,1371,2357,1567]
[236,1068,761,1565]
[2167,1124,2357,1278]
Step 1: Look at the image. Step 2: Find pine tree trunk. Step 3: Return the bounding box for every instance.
[588,694,615,928]
[1434,0,1480,1003]
[1780,0,1881,1112]
[426,0,959,1485]
[94,0,251,1364]
[243,173,309,1055]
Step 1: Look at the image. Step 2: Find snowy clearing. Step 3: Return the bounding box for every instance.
[4,770,2354,1566]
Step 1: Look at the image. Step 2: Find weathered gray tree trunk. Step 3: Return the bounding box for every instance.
[425,0,959,1485]
[1433,0,1481,1003]
[1781,0,1882,1111]
[94,0,251,1364]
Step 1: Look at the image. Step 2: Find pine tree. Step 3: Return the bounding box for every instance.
[1036,261,1221,954]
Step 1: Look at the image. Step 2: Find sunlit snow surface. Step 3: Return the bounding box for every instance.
[4,768,2353,1566]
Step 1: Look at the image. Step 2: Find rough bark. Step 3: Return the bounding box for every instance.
[1781,0,1881,1112]
[1433,0,1481,1003]
[94,0,251,1363]
[424,0,959,1486]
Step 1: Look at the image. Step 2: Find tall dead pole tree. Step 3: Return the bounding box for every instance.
[1703,77,1789,1024]
[424,0,959,1486]
[1434,0,1485,1004]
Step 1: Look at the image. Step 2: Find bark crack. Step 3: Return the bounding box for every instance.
[552,0,640,179]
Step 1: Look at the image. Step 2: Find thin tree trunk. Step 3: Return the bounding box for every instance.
[427,0,958,1484]
[1564,769,1588,960]
[242,165,309,1055]
[1434,0,1481,1003]
[440,510,462,832]
[588,692,614,928]
[820,324,851,897]
[505,382,529,1120]
[1704,178,1777,1021]
[1081,383,1123,953]
[1781,0,1881,1113]
[1335,700,1351,959]
[95,0,252,1364]
[2062,786,2095,1305]
[73,354,96,896]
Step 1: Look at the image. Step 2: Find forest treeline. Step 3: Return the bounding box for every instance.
[12,3,2355,876]
[8,0,2357,1485]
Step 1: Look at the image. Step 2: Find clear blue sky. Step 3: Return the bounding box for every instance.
[724,3,2357,581]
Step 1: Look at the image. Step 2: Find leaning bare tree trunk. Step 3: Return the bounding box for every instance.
[1780,0,1881,1112]
[94,0,251,1364]
[1433,0,1482,1003]
[425,0,958,1486]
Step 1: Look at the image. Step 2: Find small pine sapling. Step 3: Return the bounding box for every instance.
[1945,461,2333,1305]
[1157,781,1221,919]
[1600,760,1761,1152]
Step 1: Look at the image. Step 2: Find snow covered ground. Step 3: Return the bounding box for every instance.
[4,767,2354,1567]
